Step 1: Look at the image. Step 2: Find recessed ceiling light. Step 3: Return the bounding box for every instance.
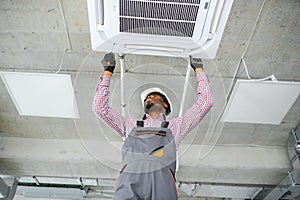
[222,79,300,124]
[1,71,79,119]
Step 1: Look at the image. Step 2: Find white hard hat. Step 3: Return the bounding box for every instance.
[141,87,172,115]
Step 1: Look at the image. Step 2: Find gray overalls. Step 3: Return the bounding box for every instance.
[113,121,178,200]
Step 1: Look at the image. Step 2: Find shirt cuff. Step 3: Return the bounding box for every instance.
[196,71,210,82]
[99,75,111,86]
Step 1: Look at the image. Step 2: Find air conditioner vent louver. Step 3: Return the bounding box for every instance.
[120,0,200,37]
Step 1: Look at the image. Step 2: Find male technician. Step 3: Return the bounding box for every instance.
[93,53,213,199]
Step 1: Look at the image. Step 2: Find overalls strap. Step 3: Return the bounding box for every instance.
[161,121,169,128]
[136,120,144,127]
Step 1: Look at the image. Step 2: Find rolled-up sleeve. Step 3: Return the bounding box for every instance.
[170,72,214,146]
[93,75,133,137]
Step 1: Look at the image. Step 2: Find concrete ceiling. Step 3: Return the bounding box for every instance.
[0,0,300,199]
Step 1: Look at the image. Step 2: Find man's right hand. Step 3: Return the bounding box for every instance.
[101,52,116,74]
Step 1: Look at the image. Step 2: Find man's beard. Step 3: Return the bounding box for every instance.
[144,103,165,114]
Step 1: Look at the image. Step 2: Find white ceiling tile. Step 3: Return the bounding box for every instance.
[0,71,79,119]
[222,79,300,124]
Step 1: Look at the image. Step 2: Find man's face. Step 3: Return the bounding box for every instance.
[144,93,168,113]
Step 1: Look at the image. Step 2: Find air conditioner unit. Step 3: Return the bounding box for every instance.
[87,0,233,59]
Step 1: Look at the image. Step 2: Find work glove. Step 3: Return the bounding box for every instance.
[101,52,116,73]
[189,55,203,70]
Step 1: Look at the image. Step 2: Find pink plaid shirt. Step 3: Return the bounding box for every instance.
[93,72,213,147]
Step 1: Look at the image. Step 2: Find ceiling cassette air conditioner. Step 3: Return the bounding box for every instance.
[87,0,233,59]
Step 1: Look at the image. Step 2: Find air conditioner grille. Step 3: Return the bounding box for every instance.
[120,18,194,37]
[119,0,201,37]
[120,1,199,21]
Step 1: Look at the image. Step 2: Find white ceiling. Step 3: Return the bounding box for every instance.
[0,0,300,199]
